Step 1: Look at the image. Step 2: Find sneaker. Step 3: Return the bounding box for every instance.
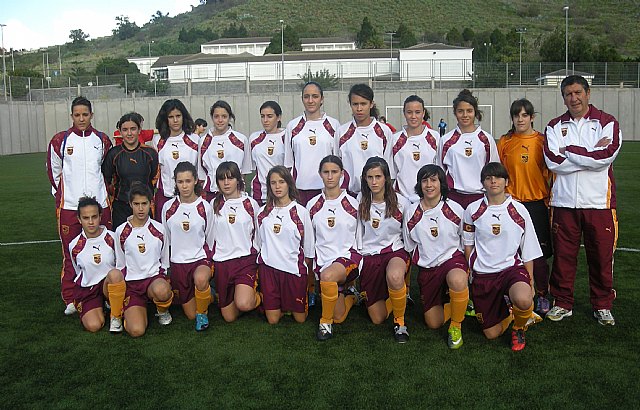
[104,300,111,311]
[109,316,123,333]
[546,305,572,322]
[308,292,318,308]
[465,300,476,317]
[406,293,415,307]
[316,323,333,341]
[156,310,172,326]
[393,324,409,343]
[535,295,551,316]
[345,285,365,306]
[526,311,543,328]
[447,326,463,349]
[64,302,77,316]
[511,329,526,351]
[195,313,209,331]
[593,309,615,326]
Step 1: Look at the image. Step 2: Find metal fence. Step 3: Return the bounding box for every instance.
[1,61,639,102]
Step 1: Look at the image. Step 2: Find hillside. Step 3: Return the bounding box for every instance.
[13,0,640,74]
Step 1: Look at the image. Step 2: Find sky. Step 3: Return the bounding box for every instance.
[1,0,199,51]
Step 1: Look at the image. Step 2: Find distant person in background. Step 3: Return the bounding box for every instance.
[438,118,447,136]
[195,118,208,138]
[543,75,621,326]
[379,116,396,133]
[47,96,112,316]
[103,112,159,229]
[113,113,155,146]
[497,99,552,316]
[422,108,432,129]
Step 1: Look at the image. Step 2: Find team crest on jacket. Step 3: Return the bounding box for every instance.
[172,150,179,160]
[491,224,501,235]
[138,243,146,253]
[217,150,225,159]
[228,214,236,224]
[372,218,380,229]
[66,146,74,155]
[93,254,101,264]
[267,146,274,156]
[62,225,70,235]
[561,128,567,137]
[327,216,336,228]
[412,151,420,161]
[182,220,190,231]
[464,147,472,157]
[273,223,281,234]
[430,227,438,237]
[521,153,529,163]
[360,140,368,150]
[308,135,317,146]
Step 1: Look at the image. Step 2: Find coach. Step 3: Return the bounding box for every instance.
[543,75,621,326]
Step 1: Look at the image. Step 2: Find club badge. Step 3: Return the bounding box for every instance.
[217,150,225,159]
[360,140,368,150]
[430,227,438,237]
[327,216,335,228]
[492,224,501,235]
[464,147,472,157]
[413,151,420,161]
[182,221,190,231]
[228,214,236,224]
[372,218,380,229]
[138,243,146,253]
[172,151,179,160]
[273,224,281,234]
[308,135,317,146]
[267,146,274,156]
[521,153,529,163]
[66,146,74,156]
[93,254,101,264]
[561,128,567,137]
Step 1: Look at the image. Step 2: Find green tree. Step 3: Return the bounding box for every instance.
[446,28,462,45]
[356,17,383,49]
[396,23,417,48]
[94,57,138,76]
[569,33,594,62]
[462,28,475,43]
[150,11,169,24]
[112,16,140,40]
[69,29,89,44]
[594,43,621,62]
[222,22,248,38]
[298,69,339,91]
[539,30,565,62]
[265,25,302,54]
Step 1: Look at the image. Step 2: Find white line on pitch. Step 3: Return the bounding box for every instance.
[0,239,61,246]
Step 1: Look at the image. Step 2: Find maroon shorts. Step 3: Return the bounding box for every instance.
[153,189,170,222]
[170,259,211,305]
[214,254,258,308]
[471,266,532,329]
[315,250,362,291]
[448,191,484,210]
[360,249,410,307]
[124,273,169,310]
[297,189,322,207]
[417,251,468,313]
[259,264,307,313]
[73,280,105,319]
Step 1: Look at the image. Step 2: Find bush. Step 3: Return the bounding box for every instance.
[297,69,339,91]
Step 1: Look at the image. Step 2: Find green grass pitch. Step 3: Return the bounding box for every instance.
[0,147,638,408]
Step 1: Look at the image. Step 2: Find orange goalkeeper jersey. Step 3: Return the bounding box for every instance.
[497,131,550,202]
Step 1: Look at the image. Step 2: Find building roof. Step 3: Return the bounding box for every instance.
[202,37,271,45]
[404,42,471,51]
[300,37,354,44]
[151,55,194,69]
[539,69,594,77]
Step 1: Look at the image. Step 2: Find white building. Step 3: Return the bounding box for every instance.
[199,37,356,56]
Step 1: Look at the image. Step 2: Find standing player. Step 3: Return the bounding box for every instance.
[153,99,199,221]
[497,99,552,315]
[47,96,112,315]
[284,82,341,206]
[440,89,499,209]
[543,75,621,325]
[211,161,262,322]
[195,118,208,139]
[199,100,251,202]
[391,95,440,203]
[103,112,159,229]
[70,197,126,333]
[403,165,469,349]
[357,157,410,343]
[336,84,393,195]
[115,183,174,337]
[256,166,315,324]
[463,162,542,351]
[308,156,362,341]
[250,101,286,206]
[161,162,214,331]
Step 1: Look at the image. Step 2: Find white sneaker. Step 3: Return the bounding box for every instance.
[156,310,172,325]
[526,311,543,328]
[64,302,77,316]
[546,305,572,322]
[593,309,615,326]
[109,317,123,333]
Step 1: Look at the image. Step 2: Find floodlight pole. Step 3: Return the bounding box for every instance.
[516,27,526,86]
[0,23,7,101]
[563,6,569,74]
[280,20,284,92]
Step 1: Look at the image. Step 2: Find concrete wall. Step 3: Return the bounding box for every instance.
[1,87,638,156]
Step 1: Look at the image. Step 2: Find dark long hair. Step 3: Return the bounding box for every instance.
[173,161,202,197]
[415,164,448,201]
[156,99,195,139]
[348,83,379,119]
[453,89,482,121]
[359,157,398,221]
[260,100,283,129]
[117,112,143,130]
[210,100,235,122]
[213,161,245,215]
[264,166,299,214]
[507,98,536,135]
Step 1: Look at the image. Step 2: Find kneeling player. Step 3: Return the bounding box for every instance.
[462,162,542,351]
[162,161,214,331]
[404,165,469,349]
[115,183,174,337]
[308,156,362,341]
[70,197,125,333]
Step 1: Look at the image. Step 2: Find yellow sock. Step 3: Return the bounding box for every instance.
[385,298,392,318]
[254,292,262,309]
[195,286,211,314]
[500,313,514,335]
[154,293,174,313]
[107,281,126,318]
[443,303,451,323]
[449,288,469,328]
[512,303,534,330]
[334,295,356,324]
[388,285,407,326]
[320,281,338,324]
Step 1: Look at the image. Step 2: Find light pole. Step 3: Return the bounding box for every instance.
[279,20,284,92]
[0,23,7,101]
[148,40,154,58]
[516,27,526,85]
[483,42,491,64]
[563,6,569,74]
[386,32,395,80]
